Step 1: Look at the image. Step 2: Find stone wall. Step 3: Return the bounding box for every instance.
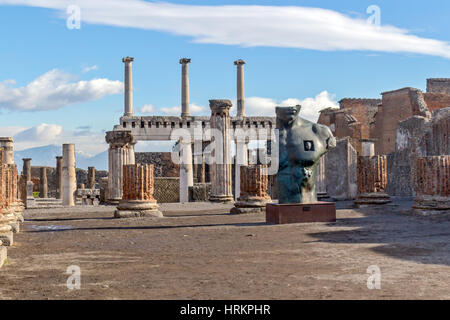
[427,78,450,95]
[135,152,179,177]
[325,137,357,200]
[153,177,179,203]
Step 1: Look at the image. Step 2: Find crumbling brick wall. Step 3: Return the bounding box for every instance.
[135,152,179,177]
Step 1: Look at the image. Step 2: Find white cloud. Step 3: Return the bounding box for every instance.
[12,123,108,156]
[82,65,99,73]
[160,103,205,115]
[0,69,122,111]
[139,104,155,114]
[244,91,339,122]
[1,0,449,59]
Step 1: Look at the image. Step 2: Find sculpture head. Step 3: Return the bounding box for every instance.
[276,105,301,125]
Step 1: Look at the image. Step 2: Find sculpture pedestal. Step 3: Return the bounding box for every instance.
[266,202,336,224]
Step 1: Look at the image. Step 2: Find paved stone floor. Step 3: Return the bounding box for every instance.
[0,201,449,300]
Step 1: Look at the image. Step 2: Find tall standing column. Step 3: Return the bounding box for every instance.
[56,156,63,199]
[87,167,96,189]
[105,131,134,204]
[39,167,48,198]
[179,140,193,203]
[62,144,76,206]
[234,59,246,118]
[180,58,191,117]
[209,99,234,202]
[0,138,14,164]
[122,56,134,117]
[22,158,31,182]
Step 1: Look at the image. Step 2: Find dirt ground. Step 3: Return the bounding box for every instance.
[0,201,449,300]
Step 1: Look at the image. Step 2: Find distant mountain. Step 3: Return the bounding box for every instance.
[14,145,108,171]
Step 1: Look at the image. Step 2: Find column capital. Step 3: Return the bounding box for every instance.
[209,99,232,116]
[105,130,134,148]
[234,59,246,66]
[179,58,191,64]
[22,158,32,161]
[122,56,134,63]
[56,156,63,160]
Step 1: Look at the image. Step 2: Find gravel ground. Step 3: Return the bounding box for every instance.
[0,201,449,300]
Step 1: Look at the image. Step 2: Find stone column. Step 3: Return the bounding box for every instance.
[128,139,136,165]
[87,167,96,189]
[180,58,191,117]
[315,156,329,200]
[354,155,391,206]
[39,167,48,198]
[179,140,193,203]
[3,164,20,233]
[55,156,63,199]
[0,148,14,249]
[62,144,76,206]
[413,156,450,215]
[115,164,162,218]
[22,158,32,182]
[0,137,14,164]
[122,56,134,117]
[231,165,271,214]
[234,136,248,200]
[234,59,245,118]
[105,131,134,204]
[209,99,234,202]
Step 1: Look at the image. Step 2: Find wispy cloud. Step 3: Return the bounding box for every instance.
[82,65,99,73]
[241,91,339,122]
[139,104,155,114]
[160,103,205,115]
[0,69,122,111]
[0,0,449,59]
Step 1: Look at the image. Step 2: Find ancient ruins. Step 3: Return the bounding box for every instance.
[0,57,449,274]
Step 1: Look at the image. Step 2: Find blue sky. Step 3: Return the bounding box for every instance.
[0,0,449,156]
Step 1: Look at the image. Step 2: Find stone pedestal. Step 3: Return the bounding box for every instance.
[413,156,450,215]
[62,144,76,206]
[266,202,336,224]
[115,164,163,218]
[209,100,234,203]
[354,155,391,206]
[231,165,271,214]
[106,131,134,204]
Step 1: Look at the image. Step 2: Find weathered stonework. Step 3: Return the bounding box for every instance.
[413,156,450,215]
[39,167,48,198]
[76,188,100,206]
[189,183,211,202]
[325,138,357,200]
[355,155,391,206]
[106,130,135,204]
[115,164,163,218]
[62,144,76,206]
[0,148,14,250]
[87,167,96,189]
[208,100,234,203]
[231,165,271,214]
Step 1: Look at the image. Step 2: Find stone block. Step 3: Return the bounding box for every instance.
[266,202,336,224]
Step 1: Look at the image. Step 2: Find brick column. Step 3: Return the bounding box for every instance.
[413,156,450,215]
[231,165,271,214]
[209,99,234,203]
[354,155,391,206]
[115,164,163,218]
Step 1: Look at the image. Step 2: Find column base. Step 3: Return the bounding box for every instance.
[0,231,13,246]
[209,195,234,203]
[412,195,450,216]
[114,200,163,219]
[0,246,6,268]
[354,193,391,207]
[107,198,122,206]
[231,197,271,214]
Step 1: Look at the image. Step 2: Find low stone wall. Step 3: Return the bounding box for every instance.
[154,177,179,203]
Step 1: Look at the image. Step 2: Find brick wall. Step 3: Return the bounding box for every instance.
[135,152,179,177]
[154,177,179,203]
